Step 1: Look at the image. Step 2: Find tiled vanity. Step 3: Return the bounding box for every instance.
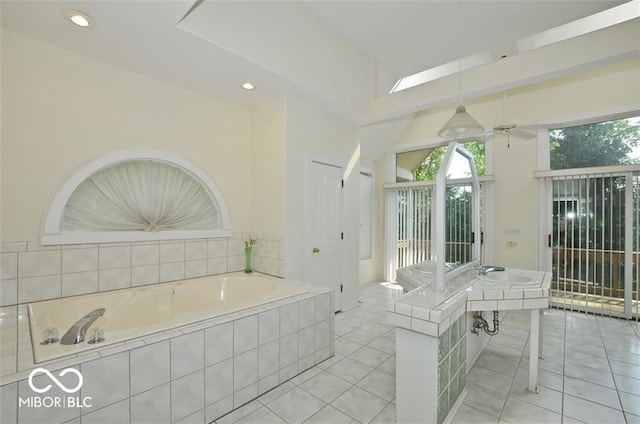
[389,265,551,424]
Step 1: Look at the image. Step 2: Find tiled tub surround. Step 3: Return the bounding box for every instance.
[28,273,308,363]
[388,267,551,424]
[0,282,334,424]
[0,232,285,308]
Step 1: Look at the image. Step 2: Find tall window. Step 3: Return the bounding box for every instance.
[550,117,640,169]
[389,141,485,276]
[546,116,640,318]
[396,140,485,182]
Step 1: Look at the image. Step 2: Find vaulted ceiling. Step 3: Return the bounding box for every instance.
[2,0,639,156]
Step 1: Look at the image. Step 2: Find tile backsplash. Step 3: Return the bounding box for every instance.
[0,232,285,307]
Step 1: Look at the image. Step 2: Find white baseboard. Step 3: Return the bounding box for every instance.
[358,274,385,284]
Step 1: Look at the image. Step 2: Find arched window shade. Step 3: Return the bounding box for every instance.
[42,148,231,245]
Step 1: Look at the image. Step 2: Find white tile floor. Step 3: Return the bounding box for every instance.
[213,282,640,424]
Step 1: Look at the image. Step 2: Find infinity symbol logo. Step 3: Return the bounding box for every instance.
[28,368,83,394]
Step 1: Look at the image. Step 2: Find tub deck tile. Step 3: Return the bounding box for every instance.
[142,331,173,345]
[96,342,129,358]
[182,320,217,334]
[0,277,334,424]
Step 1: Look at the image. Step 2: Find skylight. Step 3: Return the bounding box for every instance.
[389,0,640,94]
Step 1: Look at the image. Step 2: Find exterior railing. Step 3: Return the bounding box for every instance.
[552,247,627,295]
[551,246,639,318]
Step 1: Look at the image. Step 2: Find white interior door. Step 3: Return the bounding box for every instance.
[308,160,343,311]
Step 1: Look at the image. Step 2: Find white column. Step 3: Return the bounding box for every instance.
[528,308,540,393]
[396,328,438,423]
[538,308,544,359]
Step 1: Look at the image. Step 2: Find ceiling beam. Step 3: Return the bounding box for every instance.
[366,19,640,126]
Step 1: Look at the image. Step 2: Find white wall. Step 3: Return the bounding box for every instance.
[251,98,286,236]
[284,97,361,308]
[386,58,640,273]
[1,30,362,308]
[1,29,253,244]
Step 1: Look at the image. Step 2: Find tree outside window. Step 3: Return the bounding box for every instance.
[549,116,640,301]
[414,141,485,181]
[550,117,640,169]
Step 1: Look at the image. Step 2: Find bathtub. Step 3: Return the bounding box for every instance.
[28,273,309,363]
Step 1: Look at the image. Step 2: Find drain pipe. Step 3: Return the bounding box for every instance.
[470,311,500,336]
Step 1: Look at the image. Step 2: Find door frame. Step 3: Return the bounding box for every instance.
[305,153,345,311]
[535,106,640,319]
[537,165,640,319]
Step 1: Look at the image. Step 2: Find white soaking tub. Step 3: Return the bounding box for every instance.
[28,273,308,363]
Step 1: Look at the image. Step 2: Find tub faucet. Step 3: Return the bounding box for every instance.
[477,265,506,276]
[60,308,105,345]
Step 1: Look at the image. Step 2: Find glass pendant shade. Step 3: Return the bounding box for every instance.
[438,105,484,139]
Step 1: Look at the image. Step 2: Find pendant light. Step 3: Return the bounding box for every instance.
[438,2,484,139]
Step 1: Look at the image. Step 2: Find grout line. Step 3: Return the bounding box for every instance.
[595,312,626,417]
[215,285,636,424]
[497,311,531,422]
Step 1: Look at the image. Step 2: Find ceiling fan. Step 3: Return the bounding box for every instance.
[486,91,537,146]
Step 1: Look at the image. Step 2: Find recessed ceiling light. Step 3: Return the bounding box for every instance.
[241,82,255,90]
[66,10,94,28]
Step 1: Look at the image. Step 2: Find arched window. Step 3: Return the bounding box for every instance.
[42,148,231,244]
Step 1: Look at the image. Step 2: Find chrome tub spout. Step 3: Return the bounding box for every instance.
[60,308,105,345]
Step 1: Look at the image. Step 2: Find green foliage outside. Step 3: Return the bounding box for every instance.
[550,118,640,288]
[551,117,640,248]
[407,142,483,264]
[550,118,640,169]
[414,141,485,181]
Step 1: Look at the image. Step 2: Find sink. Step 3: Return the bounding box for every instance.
[480,272,536,285]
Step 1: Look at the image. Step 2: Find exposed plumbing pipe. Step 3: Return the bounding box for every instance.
[470,311,500,336]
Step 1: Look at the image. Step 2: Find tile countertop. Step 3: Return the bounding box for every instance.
[388,267,551,337]
[395,261,437,292]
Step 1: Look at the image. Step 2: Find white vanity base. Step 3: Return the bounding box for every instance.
[396,328,438,424]
[389,267,551,423]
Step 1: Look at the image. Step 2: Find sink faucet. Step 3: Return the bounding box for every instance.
[60,308,105,345]
[477,265,506,276]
